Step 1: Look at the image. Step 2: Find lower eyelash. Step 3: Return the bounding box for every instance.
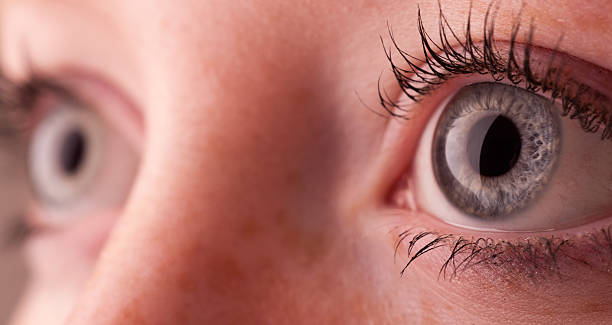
[2,215,32,248]
[395,227,612,282]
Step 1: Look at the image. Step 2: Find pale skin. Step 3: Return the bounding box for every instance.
[1,0,612,324]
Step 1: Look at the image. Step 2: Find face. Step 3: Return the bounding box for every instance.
[0,0,611,324]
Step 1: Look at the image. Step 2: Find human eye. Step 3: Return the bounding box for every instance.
[383,5,612,280]
[0,68,141,276]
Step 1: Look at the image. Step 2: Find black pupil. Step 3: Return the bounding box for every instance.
[467,115,522,177]
[60,128,87,175]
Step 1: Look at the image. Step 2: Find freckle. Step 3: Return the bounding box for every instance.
[284,170,302,187]
[274,209,330,266]
[115,297,147,325]
[583,301,605,313]
[239,216,262,239]
[205,254,246,295]
[177,269,198,293]
[301,233,328,264]
[275,210,288,227]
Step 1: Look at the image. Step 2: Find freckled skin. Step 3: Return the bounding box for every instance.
[2,0,612,324]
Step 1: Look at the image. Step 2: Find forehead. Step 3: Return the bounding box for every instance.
[2,0,611,76]
[2,0,609,35]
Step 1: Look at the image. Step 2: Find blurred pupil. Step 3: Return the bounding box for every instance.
[59,128,87,176]
[468,115,522,177]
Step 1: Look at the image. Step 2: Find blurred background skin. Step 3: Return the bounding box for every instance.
[0,138,28,324]
[0,0,611,324]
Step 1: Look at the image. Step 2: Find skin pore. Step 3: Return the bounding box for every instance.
[1,0,611,324]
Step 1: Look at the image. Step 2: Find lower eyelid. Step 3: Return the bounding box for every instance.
[22,210,119,279]
[386,208,612,284]
[388,223,612,320]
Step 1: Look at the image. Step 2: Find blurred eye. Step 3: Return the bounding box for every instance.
[25,82,140,228]
[410,80,612,232]
[30,101,103,206]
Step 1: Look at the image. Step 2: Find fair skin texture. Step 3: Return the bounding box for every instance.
[1,0,612,324]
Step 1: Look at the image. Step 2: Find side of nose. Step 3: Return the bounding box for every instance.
[65,3,351,324]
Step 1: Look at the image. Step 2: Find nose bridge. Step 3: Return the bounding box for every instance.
[65,5,349,324]
[67,85,341,323]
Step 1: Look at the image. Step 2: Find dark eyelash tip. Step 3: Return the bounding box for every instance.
[395,226,612,283]
[380,1,612,140]
[1,214,33,250]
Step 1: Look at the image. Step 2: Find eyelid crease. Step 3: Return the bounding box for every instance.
[380,1,612,141]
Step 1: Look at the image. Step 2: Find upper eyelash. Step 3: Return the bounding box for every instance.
[0,68,76,139]
[0,74,30,137]
[0,70,48,249]
[0,78,28,249]
[379,2,612,140]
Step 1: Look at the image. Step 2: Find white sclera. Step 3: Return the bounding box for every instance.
[29,103,104,205]
[28,100,139,226]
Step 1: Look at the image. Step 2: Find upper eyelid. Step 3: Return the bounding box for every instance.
[379,5,612,141]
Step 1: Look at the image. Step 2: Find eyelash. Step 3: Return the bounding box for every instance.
[0,72,66,248]
[0,74,29,248]
[380,3,611,140]
[395,228,612,282]
[383,4,612,279]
